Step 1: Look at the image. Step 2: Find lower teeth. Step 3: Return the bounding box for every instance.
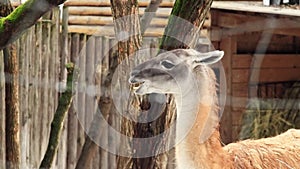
[133,85,140,90]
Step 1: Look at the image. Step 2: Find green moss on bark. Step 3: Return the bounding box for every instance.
[39,63,75,169]
[0,1,29,32]
[159,0,213,51]
[0,19,4,32]
[0,0,67,49]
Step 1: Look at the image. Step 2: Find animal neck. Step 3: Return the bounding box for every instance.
[173,67,232,169]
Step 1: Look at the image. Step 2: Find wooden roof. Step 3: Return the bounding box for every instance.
[211,1,300,17]
[64,0,210,37]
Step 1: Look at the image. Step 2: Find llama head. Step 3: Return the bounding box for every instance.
[128,49,224,95]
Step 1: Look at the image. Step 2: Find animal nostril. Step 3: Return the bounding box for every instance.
[130,78,138,83]
[129,77,139,84]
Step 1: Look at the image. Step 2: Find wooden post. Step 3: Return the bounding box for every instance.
[0,50,5,169]
[220,36,236,144]
[40,17,51,168]
[1,1,21,168]
[19,29,30,169]
[67,33,80,169]
[35,21,43,165]
[76,33,87,157]
[4,40,20,169]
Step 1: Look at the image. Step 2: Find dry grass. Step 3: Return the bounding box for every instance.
[239,82,300,140]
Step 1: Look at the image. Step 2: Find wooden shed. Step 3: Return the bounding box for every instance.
[210,1,300,143]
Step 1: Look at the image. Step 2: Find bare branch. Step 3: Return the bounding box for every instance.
[39,64,75,169]
[140,0,162,35]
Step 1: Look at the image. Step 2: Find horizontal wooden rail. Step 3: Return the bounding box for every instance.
[232,54,300,69]
[68,25,165,37]
[67,7,172,18]
[64,0,174,7]
[232,68,300,83]
[68,25,209,37]
[68,16,168,27]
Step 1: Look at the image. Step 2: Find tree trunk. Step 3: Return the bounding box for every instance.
[160,0,213,51]
[110,1,143,169]
[3,44,20,169]
[0,1,20,169]
[140,0,162,35]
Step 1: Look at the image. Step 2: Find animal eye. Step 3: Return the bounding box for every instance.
[161,60,175,69]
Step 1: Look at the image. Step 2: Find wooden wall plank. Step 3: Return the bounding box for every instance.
[19,29,30,169]
[232,83,248,98]
[35,22,43,166]
[52,7,61,110]
[39,19,52,168]
[49,7,68,169]
[32,23,41,166]
[68,15,210,29]
[270,28,300,37]
[68,25,163,37]
[27,27,37,167]
[231,110,244,127]
[99,36,110,169]
[232,54,300,69]
[85,36,96,134]
[67,105,78,169]
[236,33,295,54]
[76,34,87,158]
[67,33,80,169]
[108,38,118,169]
[215,11,263,29]
[211,1,300,17]
[231,96,248,111]
[68,25,209,38]
[92,148,100,169]
[214,10,300,38]
[232,125,242,142]
[68,16,113,26]
[232,68,300,83]
[57,116,68,169]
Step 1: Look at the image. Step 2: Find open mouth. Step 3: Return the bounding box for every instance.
[131,81,145,90]
[129,77,145,90]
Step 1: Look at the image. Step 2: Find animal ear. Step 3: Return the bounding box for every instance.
[193,50,224,66]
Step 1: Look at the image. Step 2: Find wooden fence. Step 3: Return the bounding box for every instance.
[0,9,62,169]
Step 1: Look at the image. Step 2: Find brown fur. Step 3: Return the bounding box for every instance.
[226,129,300,169]
[182,103,300,169]
[183,104,234,169]
[180,66,300,169]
